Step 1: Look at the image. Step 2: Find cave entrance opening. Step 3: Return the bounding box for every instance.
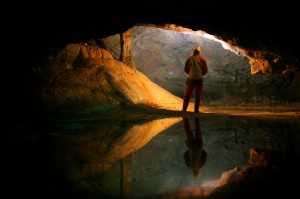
[99,25,252,106]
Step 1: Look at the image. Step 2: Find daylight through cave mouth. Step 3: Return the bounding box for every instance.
[95,25,299,107]
[99,25,262,106]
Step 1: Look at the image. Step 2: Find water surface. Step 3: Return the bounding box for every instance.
[5,113,300,198]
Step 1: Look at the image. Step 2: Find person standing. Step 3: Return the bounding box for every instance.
[182,46,208,113]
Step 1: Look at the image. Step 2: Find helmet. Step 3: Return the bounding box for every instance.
[193,46,201,52]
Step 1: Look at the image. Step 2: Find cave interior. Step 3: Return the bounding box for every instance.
[3,1,300,199]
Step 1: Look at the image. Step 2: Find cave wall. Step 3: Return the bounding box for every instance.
[100,26,300,106]
[3,0,300,121]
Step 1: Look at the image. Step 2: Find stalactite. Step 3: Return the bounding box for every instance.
[120,29,133,68]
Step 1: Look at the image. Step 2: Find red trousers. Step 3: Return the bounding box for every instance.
[182,79,203,112]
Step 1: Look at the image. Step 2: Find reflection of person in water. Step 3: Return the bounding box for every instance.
[183,116,207,178]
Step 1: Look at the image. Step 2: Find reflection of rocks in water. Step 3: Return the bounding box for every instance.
[96,116,297,198]
[9,113,299,199]
[47,117,182,193]
[152,148,295,199]
[200,114,298,184]
[204,148,290,195]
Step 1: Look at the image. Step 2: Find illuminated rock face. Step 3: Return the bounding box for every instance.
[100,26,300,107]
[42,44,185,113]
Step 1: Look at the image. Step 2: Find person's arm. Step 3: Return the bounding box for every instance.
[201,57,208,76]
[184,57,191,74]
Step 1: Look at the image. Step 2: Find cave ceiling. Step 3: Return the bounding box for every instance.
[4,0,299,74]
